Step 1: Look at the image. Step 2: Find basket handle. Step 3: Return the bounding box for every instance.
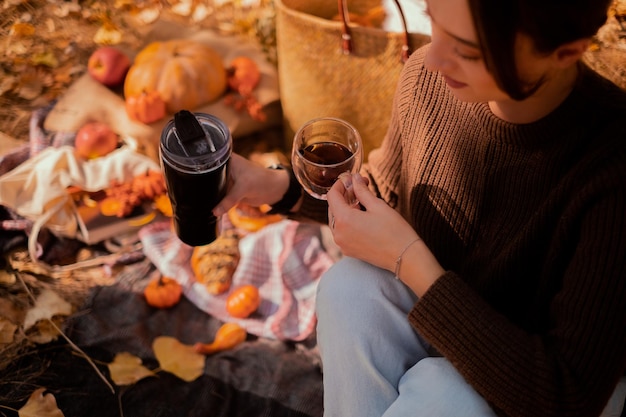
[338,0,411,62]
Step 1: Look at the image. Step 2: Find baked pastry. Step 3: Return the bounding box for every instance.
[227,202,284,233]
[190,230,240,295]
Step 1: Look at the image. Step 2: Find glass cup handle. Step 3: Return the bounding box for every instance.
[338,172,359,208]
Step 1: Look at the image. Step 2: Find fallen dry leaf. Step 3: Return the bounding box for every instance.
[27,319,62,344]
[4,0,28,6]
[23,288,73,330]
[52,1,82,18]
[16,74,44,101]
[0,74,17,96]
[133,6,161,24]
[31,51,59,68]
[171,0,193,16]
[0,269,17,285]
[191,3,211,21]
[45,17,55,32]
[114,0,134,8]
[0,318,18,345]
[10,22,36,37]
[6,39,30,56]
[153,336,205,382]
[18,388,65,417]
[108,352,156,385]
[0,296,24,324]
[93,22,123,45]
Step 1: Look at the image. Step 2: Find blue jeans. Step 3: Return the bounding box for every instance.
[316,257,626,417]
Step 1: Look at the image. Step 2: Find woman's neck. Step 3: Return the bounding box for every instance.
[488,64,580,124]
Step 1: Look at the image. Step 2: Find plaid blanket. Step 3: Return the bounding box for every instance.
[139,218,334,341]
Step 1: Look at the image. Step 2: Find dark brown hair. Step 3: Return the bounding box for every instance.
[468,0,613,100]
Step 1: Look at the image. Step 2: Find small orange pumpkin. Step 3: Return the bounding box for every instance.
[226,285,260,318]
[125,90,167,124]
[124,40,227,113]
[227,56,261,96]
[144,275,183,309]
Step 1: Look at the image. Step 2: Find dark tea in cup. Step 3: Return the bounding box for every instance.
[160,110,232,246]
[291,117,363,200]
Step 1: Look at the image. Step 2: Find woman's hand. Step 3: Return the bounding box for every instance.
[326,173,444,296]
[212,153,290,217]
[326,173,419,272]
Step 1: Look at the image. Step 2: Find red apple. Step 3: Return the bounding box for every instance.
[87,46,131,87]
[74,122,119,159]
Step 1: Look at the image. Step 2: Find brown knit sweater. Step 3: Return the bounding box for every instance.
[303,45,626,416]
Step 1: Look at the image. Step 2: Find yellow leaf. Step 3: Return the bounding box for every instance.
[93,24,123,45]
[153,336,205,382]
[114,0,135,8]
[0,318,18,344]
[10,22,36,37]
[18,388,64,417]
[133,6,161,25]
[0,269,16,285]
[5,0,27,6]
[45,18,56,33]
[6,40,29,56]
[171,0,193,16]
[191,4,210,22]
[53,2,81,18]
[31,51,59,68]
[23,289,73,330]
[127,210,157,227]
[27,319,61,345]
[108,352,156,386]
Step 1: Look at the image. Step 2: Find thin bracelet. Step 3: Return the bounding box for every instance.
[394,237,422,280]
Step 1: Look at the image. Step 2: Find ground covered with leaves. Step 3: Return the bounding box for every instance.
[0,0,277,144]
[0,0,625,415]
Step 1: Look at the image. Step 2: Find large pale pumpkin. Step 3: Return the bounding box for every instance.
[124,40,227,114]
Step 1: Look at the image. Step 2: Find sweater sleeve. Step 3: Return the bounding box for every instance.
[363,47,427,207]
[411,179,626,416]
[387,45,626,416]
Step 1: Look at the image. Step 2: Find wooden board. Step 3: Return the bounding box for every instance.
[44,20,282,162]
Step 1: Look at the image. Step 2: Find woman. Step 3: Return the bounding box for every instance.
[213,0,626,415]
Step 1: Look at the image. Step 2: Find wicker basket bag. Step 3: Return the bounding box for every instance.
[275,0,431,157]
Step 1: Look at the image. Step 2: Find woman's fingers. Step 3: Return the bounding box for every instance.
[350,173,377,209]
[213,153,271,216]
[338,172,359,207]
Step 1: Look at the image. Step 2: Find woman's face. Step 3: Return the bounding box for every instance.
[423,0,509,102]
[423,0,583,121]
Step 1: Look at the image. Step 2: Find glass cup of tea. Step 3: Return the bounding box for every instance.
[291,117,363,200]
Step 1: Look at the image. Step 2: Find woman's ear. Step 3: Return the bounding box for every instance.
[554,38,591,67]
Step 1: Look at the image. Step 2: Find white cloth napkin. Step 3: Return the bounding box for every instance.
[0,145,159,238]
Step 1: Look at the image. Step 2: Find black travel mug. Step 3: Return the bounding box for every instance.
[159,110,232,246]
